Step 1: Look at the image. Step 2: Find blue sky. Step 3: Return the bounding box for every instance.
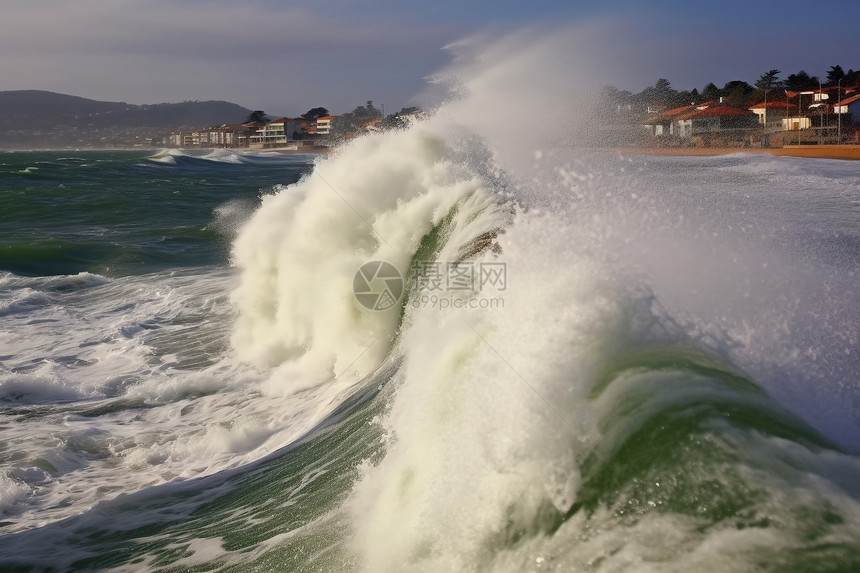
[1,0,858,116]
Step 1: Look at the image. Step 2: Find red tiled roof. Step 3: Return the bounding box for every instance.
[644,101,715,124]
[643,114,671,125]
[784,86,854,99]
[749,101,790,110]
[675,106,755,121]
[662,103,698,116]
[835,93,860,107]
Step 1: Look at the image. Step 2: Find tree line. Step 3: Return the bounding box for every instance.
[603,65,859,114]
[243,100,420,139]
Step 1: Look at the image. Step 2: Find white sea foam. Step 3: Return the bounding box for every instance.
[209,197,260,238]
[0,269,274,528]
[2,25,858,572]
[229,127,501,394]
[0,287,51,317]
[38,271,110,291]
[147,149,181,164]
[345,148,860,572]
[0,474,31,515]
[339,25,860,572]
[0,257,405,531]
[0,369,85,404]
[200,148,244,164]
[147,147,306,167]
[350,206,626,571]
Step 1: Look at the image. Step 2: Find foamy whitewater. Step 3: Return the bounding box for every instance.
[1,28,860,572]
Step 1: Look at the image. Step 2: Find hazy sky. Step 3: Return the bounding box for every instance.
[1,0,858,116]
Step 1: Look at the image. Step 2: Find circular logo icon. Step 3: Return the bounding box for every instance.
[353,260,404,311]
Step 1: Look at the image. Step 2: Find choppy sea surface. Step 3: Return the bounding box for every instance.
[0,131,859,573]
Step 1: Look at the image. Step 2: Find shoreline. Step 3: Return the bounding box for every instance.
[3,144,859,161]
[615,145,860,161]
[264,147,329,155]
[0,146,331,154]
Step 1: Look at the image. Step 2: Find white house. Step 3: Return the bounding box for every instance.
[748,100,789,127]
[206,124,249,147]
[781,116,812,131]
[673,105,757,138]
[315,116,334,135]
[834,93,860,122]
[250,118,301,148]
[644,102,713,136]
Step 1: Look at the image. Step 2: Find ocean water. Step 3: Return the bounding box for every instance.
[2,41,860,573]
[1,143,858,573]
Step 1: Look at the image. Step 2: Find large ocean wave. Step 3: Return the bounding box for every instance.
[1,26,858,572]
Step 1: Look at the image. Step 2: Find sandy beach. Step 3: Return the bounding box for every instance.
[617,145,860,161]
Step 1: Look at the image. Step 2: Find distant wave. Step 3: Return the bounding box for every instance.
[146,147,314,167]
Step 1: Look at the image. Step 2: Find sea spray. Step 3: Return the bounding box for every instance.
[338,26,860,572]
[349,206,626,571]
[0,25,858,572]
[347,196,860,571]
[229,127,503,395]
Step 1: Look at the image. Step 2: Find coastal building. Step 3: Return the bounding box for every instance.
[169,132,196,147]
[749,100,790,126]
[644,102,714,137]
[834,93,860,122]
[645,101,758,145]
[315,116,334,135]
[782,89,828,132]
[298,116,336,136]
[397,108,424,125]
[673,106,758,138]
[833,93,860,142]
[206,123,249,147]
[781,115,812,131]
[250,117,301,148]
[749,100,791,145]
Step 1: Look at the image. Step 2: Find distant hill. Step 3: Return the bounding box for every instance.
[0,90,253,148]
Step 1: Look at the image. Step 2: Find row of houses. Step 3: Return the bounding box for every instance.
[168,108,424,149]
[167,115,335,149]
[645,86,860,146]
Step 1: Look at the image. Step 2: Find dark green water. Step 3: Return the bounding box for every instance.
[0,146,859,572]
[0,150,311,276]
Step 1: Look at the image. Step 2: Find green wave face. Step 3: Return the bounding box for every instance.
[561,348,860,571]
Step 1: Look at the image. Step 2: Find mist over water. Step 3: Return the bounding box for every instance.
[1,26,859,572]
[426,27,860,447]
[229,28,860,571]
